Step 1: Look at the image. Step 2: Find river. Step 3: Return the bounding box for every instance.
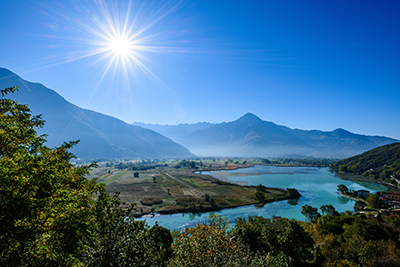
[138,165,386,230]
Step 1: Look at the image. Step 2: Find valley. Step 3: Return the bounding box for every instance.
[87,159,299,217]
[3,1,400,265]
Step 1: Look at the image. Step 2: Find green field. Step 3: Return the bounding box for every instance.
[87,161,295,217]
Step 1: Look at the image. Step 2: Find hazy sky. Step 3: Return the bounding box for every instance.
[1,0,399,139]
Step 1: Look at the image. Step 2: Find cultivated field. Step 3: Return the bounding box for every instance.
[87,161,293,217]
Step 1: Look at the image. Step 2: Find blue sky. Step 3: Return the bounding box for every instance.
[1,0,399,139]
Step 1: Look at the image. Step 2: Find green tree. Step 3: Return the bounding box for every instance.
[366,193,382,209]
[301,205,321,221]
[287,188,301,199]
[338,165,348,172]
[354,200,367,211]
[337,184,349,194]
[86,191,172,267]
[229,216,317,266]
[189,161,196,169]
[256,183,268,192]
[169,215,252,266]
[0,86,102,266]
[261,158,271,164]
[320,204,339,216]
[255,191,266,203]
[210,197,216,207]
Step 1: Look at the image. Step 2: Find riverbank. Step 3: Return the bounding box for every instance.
[101,168,299,218]
[137,166,387,231]
[88,162,335,218]
[337,192,361,202]
[335,173,397,192]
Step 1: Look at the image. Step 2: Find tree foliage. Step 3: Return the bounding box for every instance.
[337,184,349,194]
[0,86,101,266]
[170,215,292,267]
[0,86,171,266]
[287,188,301,199]
[319,204,339,216]
[354,200,367,211]
[333,142,400,182]
[85,191,172,267]
[366,193,382,209]
[228,216,317,266]
[301,205,321,221]
[169,215,251,267]
[304,213,400,267]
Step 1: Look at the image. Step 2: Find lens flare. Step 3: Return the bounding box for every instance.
[33,0,186,86]
[109,36,132,56]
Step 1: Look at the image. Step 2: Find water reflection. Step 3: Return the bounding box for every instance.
[287,199,299,206]
[338,196,350,204]
[140,166,385,230]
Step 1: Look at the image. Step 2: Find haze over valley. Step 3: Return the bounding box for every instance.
[137,113,397,158]
[1,67,397,160]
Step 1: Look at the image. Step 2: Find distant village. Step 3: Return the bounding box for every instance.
[338,185,400,216]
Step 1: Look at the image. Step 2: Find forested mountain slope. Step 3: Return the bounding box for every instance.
[333,142,400,181]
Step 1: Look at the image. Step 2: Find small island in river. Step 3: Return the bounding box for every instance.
[87,159,303,217]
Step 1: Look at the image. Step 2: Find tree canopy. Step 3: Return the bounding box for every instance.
[0,86,171,266]
[333,142,400,183]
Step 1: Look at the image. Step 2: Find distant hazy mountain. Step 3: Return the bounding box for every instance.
[131,122,215,142]
[0,68,194,159]
[178,113,398,158]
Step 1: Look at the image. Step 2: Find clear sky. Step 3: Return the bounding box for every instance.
[1,0,399,139]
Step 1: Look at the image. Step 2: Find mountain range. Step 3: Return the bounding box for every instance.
[137,113,398,158]
[1,67,397,159]
[131,121,215,142]
[0,68,194,159]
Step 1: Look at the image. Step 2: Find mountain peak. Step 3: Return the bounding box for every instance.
[237,113,262,123]
[333,128,349,132]
[332,128,352,135]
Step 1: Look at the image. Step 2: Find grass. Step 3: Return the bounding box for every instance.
[181,178,204,187]
[101,170,128,185]
[88,163,296,217]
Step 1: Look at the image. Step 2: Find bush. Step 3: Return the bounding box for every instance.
[140,198,163,206]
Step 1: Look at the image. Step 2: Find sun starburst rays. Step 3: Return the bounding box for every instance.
[29,0,192,112]
[86,1,182,89]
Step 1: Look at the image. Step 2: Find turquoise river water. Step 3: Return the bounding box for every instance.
[139,165,386,230]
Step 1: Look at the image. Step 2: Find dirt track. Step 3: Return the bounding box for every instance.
[165,172,203,197]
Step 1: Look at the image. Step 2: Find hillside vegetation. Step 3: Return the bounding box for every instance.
[333,142,400,184]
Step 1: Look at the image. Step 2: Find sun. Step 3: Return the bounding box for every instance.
[108,36,132,57]
[35,0,187,88]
